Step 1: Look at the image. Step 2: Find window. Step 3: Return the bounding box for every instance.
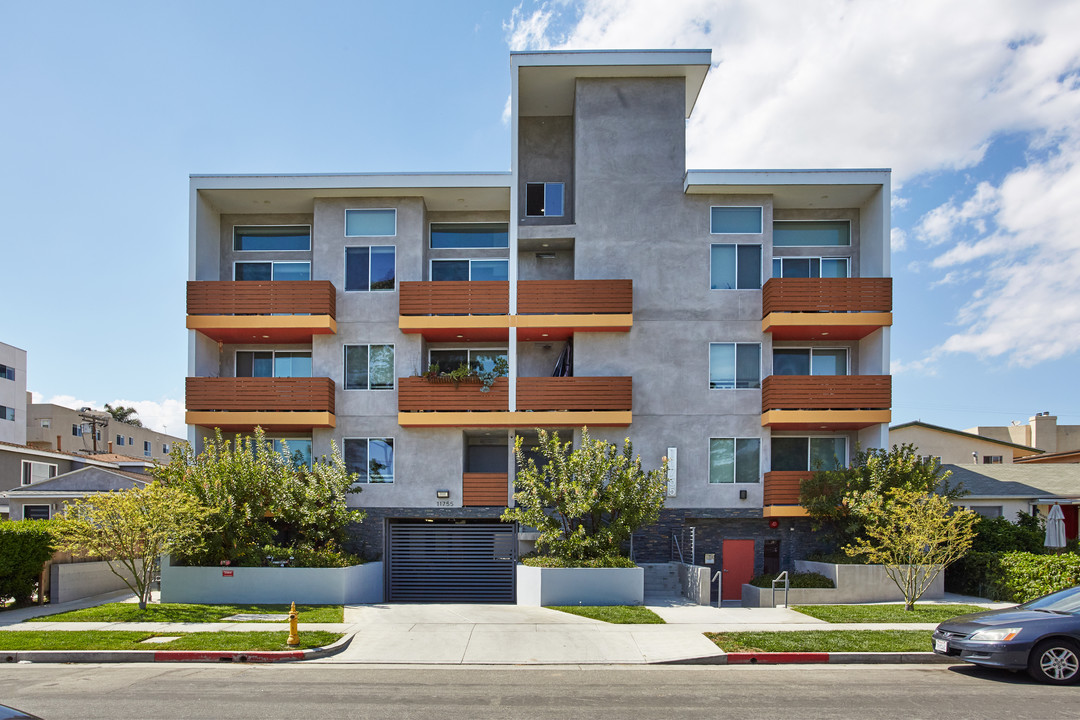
[21,460,57,486]
[344,438,394,483]
[128,436,134,446]
[429,349,507,374]
[709,343,761,389]
[163,443,170,455]
[144,441,152,457]
[773,348,848,376]
[772,257,849,278]
[430,259,508,282]
[23,505,50,521]
[234,261,311,281]
[71,423,81,436]
[430,223,509,249]
[236,351,312,378]
[971,506,1003,518]
[270,438,312,468]
[711,207,763,234]
[771,437,847,472]
[345,209,396,237]
[710,244,761,289]
[0,363,13,381]
[0,405,13,422]
[344,246,396,291]
[116,434,124,446]
[233,225,311,251]
[709,438,761,483]
[773,221,851,247]
[525,182,564,217]
[344,344,395,390]
[983,456,1004,465]
[40,419,50,429]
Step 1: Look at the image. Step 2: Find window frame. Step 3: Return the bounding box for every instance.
[772,219,852,247]
[116,434,124,446]
[344,208,397,238]
[710,206,764,235]
[144,440,152,458]
[21,460,57,486]
[429,258,509,282]
[983,456,1004,465]
[234,350,313,379]
[343,245,397,292]
[429,221,509,249]
[710,243,762,290]
[770,435,849,472]
[708,437,762,484]
[343,343,396,391]
[343,436,395,484]
[0,405,13,422]
[232,260,311,281]
[0,363,13,381]
[22,505,51,521]
[771,347,851,376]
[708,342,762,390]
[524,182,565,218]
[231,224,312,252]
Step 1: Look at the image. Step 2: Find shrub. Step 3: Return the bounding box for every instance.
[256,543,362,568]
[520,554,637,569]
[969,512,1045,554]
[998,552,1080,602]
[0,520,57,606]
[945,512,1047,597]
[944,551,1008,599]
[749,571,835,589]
[805,551,870,565]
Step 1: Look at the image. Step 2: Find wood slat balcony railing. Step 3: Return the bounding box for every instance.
[463,473,509,507]
[399,281,509,316]
[186,377,336,413]
[761,375,891,411]
[762,278,892,316]
[516,377,633,411]
[397,377,510,412]
[517,280,633,315]
[763,471,812,506]
[187,281,336,317]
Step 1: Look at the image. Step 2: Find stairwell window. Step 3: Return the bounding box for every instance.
[344,344,395,390]
[345,246,396,291]
[771,437,847,472]
[525,182,564,217]
[709,343,761,389]
[233,225,310,252]
[710,244,761,289]
[709,438,761,483]
[710,206,762,234]
[345,209,396,237]
[21,460,57,486]
[344,438,394,483]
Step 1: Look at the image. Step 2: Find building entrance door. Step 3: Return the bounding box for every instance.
[721,539,755,601]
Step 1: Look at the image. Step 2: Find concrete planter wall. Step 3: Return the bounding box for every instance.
[740,560,945,607]
[49,560,143,604]
[677,563,711,605]
[516,565,644,606]
[160,556,383,604]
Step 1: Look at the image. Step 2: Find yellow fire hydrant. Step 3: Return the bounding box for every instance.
[287,601,299,646]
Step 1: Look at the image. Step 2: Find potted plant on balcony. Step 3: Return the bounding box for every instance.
[420,357,508,392]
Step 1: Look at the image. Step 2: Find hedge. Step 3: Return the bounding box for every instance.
[946,551,1080,603]
[520,554,637,568]
[0,520,56,606]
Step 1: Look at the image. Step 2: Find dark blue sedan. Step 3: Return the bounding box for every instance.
[933,586,1080,684]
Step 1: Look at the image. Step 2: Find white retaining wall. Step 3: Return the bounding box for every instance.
[677,563,711,605]
[516,565,644,606]
[741,560,945,607]
[49,560,143,604]
[160,556,383,604]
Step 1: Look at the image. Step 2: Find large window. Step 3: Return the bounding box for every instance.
[22,460,57,486]
[344,438,394,483]
[709,343,761,389]
[429,349,507,374]
[771,437,847,472]
[772,257,848,278]
[344,344,395,390]
[430,223,509,249]
[525,182,564,217]
[345,246,396,291]
[430,259,508,282]
[710,244,761,289]
[0,363,13,381]
[233,225,311,252]
[270,438,312,468]
[0,405,13,422]
[709,438,761,483]
[236,351,312,378]
[773,221,851,247]
[711,207,763,234]
[234,261,311,281]
[773,348,848,376]
[345,209,396,237]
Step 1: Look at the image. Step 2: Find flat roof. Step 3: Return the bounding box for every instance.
[684,169,890,209]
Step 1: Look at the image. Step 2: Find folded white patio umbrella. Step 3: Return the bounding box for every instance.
[1045,504,1067,549]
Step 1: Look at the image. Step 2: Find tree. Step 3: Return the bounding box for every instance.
[501,427,667,563]
[0,520,56,606]
[104,403,142,427]
[54,484,213,609]
[845,486,978,610]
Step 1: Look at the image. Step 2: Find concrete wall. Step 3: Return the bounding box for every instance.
[516,565,644,606]
[518,116,574,226]
[50,560,143,604]
[160,556,384,604]
[0,342,26,445]
[796,560,944,602]
[677,563,711,605]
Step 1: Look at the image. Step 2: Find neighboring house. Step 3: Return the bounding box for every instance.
[945,464,1080,542]
[1015,448,1080,465]
[0,441,121,519]
[26,403,182,463]
[185,49,893,602]
[3,465,150,521]
[890,420,1043,465]
[0,342,27,445]
[967,412,1080,456]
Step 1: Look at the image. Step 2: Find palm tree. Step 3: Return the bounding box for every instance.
[104,403,143,427]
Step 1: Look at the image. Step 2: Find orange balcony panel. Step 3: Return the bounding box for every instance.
[517,376,632,411]
[763,470,812,506]
[463,473,509,507]
[762,278,892,315]
[398,410,632,428]
[184,411,335,433]
[397,377,510,413]
[398,315,511,342]
[187,281,337,343]
[399,281,509,316]
[517,280,633,315]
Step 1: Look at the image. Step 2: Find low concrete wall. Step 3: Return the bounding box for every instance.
[677,563,711,605]
[50,560,143,604]
[160,556,383,604]
[741,561,945,607]
[516,565,644,606]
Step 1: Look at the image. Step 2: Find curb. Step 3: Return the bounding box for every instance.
[686,651,952,666]
[1,633,353,665]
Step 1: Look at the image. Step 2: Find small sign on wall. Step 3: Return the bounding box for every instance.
[222,570,234,577]
[704,553,715,565]
[666,447,677,497]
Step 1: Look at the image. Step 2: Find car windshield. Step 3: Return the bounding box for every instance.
[1019,587,1080,614]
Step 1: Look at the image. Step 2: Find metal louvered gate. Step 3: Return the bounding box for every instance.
[387,521,517,603]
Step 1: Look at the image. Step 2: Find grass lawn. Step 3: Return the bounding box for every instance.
[547,606,665,624]
[707,630,933,653]
[0,630,343,652]
[791,603,989,624]
[27,603,343,624]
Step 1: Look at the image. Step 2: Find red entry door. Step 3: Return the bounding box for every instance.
[721,539,756,601]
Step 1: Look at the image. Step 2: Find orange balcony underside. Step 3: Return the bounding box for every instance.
[398,313,633,342]
[187,315,337,344]
[761,409,892,430]
[185,411,336,432]
[398,411,633,428]
[762,312,892,340]
[762,505,810,517]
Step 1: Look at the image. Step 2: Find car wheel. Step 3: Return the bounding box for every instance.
[1028,639,1080,685]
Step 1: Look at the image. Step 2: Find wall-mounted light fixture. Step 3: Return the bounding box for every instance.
[436,490,450,499]
[739,490,748,500]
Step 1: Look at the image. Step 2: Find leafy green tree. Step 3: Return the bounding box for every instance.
[54,484,213,609]
[845,486,978,610]
[0,520,56,606]
[104,403,142,427]
[501,427,667,564]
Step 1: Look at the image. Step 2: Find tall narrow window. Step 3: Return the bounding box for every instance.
[709,343,761,389]
[344,438,395,483]
[710,244,761,289]
[345,246,396,291]
[525,182,564,217]
[709,438,761,483]
[344,344,395,390]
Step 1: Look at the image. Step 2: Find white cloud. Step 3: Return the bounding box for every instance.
[505,2,556,51]
[891,227,907,252]
[30,393,185,436]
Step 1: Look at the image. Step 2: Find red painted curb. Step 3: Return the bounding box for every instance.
[725,652,830,664]
[154,650,306,663]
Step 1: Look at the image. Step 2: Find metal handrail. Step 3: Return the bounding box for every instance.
[712,570,723,606]
[672,534,684,564]
[771,570,790,608]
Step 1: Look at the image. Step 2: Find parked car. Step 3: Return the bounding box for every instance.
[933,585,1080,684]
[0,704,43,720]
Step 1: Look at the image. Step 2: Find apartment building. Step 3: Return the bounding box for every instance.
[0,342,27,445]
[26,403,182,464]
[186,50,892,602]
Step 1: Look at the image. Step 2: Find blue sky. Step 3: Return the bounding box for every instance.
[2,1,1078,436]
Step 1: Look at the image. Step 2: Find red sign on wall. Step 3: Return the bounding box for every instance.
[222,570,234,577]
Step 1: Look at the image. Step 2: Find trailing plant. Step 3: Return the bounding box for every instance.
[419,357,509,392]
[519,554,637,569]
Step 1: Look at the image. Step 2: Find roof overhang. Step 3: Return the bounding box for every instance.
[684,169,890,209]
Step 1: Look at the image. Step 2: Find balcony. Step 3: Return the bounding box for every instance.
[761,375,891,430]
[186,377,336,431]
[515,280,633,340]
[762,471,811,517]
[762,278,892,340]
[517,376,632,411]
[398,281,511,341]
[186,281,337,343]
[462,473,509,507]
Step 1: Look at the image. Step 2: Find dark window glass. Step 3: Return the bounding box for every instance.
[23,505,50,521]
[345,247,369,291]
[430,223,509,249]
[346,247,395,291]
[237,351,273,378]
[771,437,809,471]
[370,246,395,290]
[344,438,368,481]
[773,221,851,247]
[525,183,545,216]
[233,226,310,251]
[431,260,469,281]
[773,349,811,376]
[735,344,761,389]
[470,260,508,282]
[234,262,272,281]
[0,364,13,380]
[736,245,761,289]
[429,350,469,374]
[271,262,311,281]
[344,345,369,390]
